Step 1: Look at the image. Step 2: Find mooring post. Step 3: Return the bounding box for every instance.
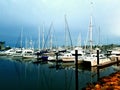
[97,68,100,80]
[97,50,99,65]
[37,52,39,61]
[56,52,58,61]
[75,50,78,90]
[116,57,119,66]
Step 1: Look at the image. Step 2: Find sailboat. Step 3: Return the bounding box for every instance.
[12,28,35,60]
[82,17,111,66]
[22,48,35,59]
[12,28,24,59]
[58,15,84,63]
[82,2,111,66]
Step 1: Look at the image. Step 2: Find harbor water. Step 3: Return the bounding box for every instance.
[0,57,117,90]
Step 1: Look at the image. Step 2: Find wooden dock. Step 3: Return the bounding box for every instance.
[95,57,120,69]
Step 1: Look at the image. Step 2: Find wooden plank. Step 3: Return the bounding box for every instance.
[96,60,120,69]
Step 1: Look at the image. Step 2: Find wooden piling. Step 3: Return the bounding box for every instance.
[116,57,119,66]
[97,68,100,81]
[37,52,40,61]
[97,50,99,65]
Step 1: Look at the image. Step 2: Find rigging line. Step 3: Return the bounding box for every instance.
[42,23,45,49]
[52,24,57,48]
[43,22,53,49]
[65,15,73,48]
[38,26,41,50]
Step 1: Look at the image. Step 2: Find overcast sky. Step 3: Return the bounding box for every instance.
[0,0,120,47]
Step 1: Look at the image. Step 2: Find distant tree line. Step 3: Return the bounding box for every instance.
[82,44,120,53]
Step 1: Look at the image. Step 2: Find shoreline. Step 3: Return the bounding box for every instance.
[84,71,120,90]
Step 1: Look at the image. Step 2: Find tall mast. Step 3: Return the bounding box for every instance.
[38,26,40,50]
[65,14,68,48]
[29,39,33,49]
[89,1,93,52]
[25,37,28,49]
[77,32,81,47]
[20,27,23,49]
[98,26,101,46]
[64,14,73,49]
[50,30,53,49]
[89,16,93,51]
[49,22,53,49]
[42,23,45,49]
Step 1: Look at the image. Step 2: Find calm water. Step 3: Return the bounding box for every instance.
[0,57,116,90]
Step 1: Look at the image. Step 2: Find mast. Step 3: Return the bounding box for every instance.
[38,26,40,51]
[29,39,33,49]
[20,27,23,49]
[42,23,45,49]
[49,22,53,49]
[98,26,101,46]
[77,32,81,47]
[64,14,73,49]
[65,15,68,48]
[25,37,28,49]
[89,1,93,52]
[50,30,53,49]
[89,15,93,51]
[43,22,53,49]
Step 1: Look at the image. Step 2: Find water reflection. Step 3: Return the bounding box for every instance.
[0,57,117,90]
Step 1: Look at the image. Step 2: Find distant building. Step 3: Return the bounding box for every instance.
[0,41,5,50]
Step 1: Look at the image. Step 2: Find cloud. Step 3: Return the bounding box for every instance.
[0,0,120,36]
[110,12,120,36]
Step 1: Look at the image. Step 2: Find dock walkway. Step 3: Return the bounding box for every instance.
[95,57,120,69]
